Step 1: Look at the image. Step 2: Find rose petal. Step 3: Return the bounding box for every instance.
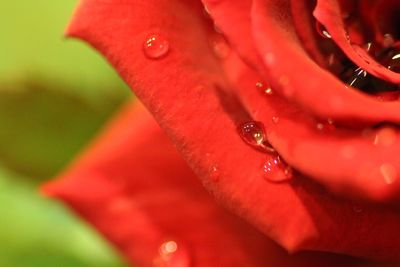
[201,0,264,70]
[42,102,379,267]
[225,50,400,260]
[249,0,400,201]
[251,0,400,125]
[228,50,400,202]
[204,0,400,199]
[290,0,328,68]
[65,0,400,261]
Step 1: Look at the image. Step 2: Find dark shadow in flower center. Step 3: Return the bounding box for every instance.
[314,0,400,101]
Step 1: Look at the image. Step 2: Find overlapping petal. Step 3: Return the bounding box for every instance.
[251,0,400,124]
[59,0,400,262]
[43,102,382,267]
[314,0,400,84]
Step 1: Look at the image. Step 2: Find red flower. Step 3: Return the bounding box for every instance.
[44,0,400,266]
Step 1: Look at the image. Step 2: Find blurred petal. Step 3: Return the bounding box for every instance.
[42,101,383,267]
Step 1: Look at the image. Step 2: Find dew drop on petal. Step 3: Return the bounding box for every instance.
[144,34,170,59]
[239,121,266,147]
[316,21,331,39]
[255,82,263,88]
[154,240,190,267]
[239,121,275,153]
[264,155,293,183]
[256,81,273,95]
[265,88,273,95]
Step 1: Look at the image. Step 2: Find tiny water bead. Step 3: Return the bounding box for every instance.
[316,21,331,39]
[256,81,273,95]
[144,34,170,59]
[154,240,191,267]
[264,155,293,183]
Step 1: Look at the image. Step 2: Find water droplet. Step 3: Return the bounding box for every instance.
[239,121,274,153]
[374,127,397,146]
[144,34,170,59]
[265,88,273,95]
[256,81,273,95]
[264,155,293,183]
[210,34,230,59]
[154,240,190,267]
[316,21,331,39]
[272,116,279,124]
[239,121,265,145]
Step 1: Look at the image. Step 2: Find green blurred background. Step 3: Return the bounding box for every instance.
[0,1,131,266]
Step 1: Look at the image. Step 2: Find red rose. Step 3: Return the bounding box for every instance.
[44,0,400,266]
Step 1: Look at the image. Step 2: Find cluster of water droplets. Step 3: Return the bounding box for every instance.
[141,5,400,188]
[238,120,293,183]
